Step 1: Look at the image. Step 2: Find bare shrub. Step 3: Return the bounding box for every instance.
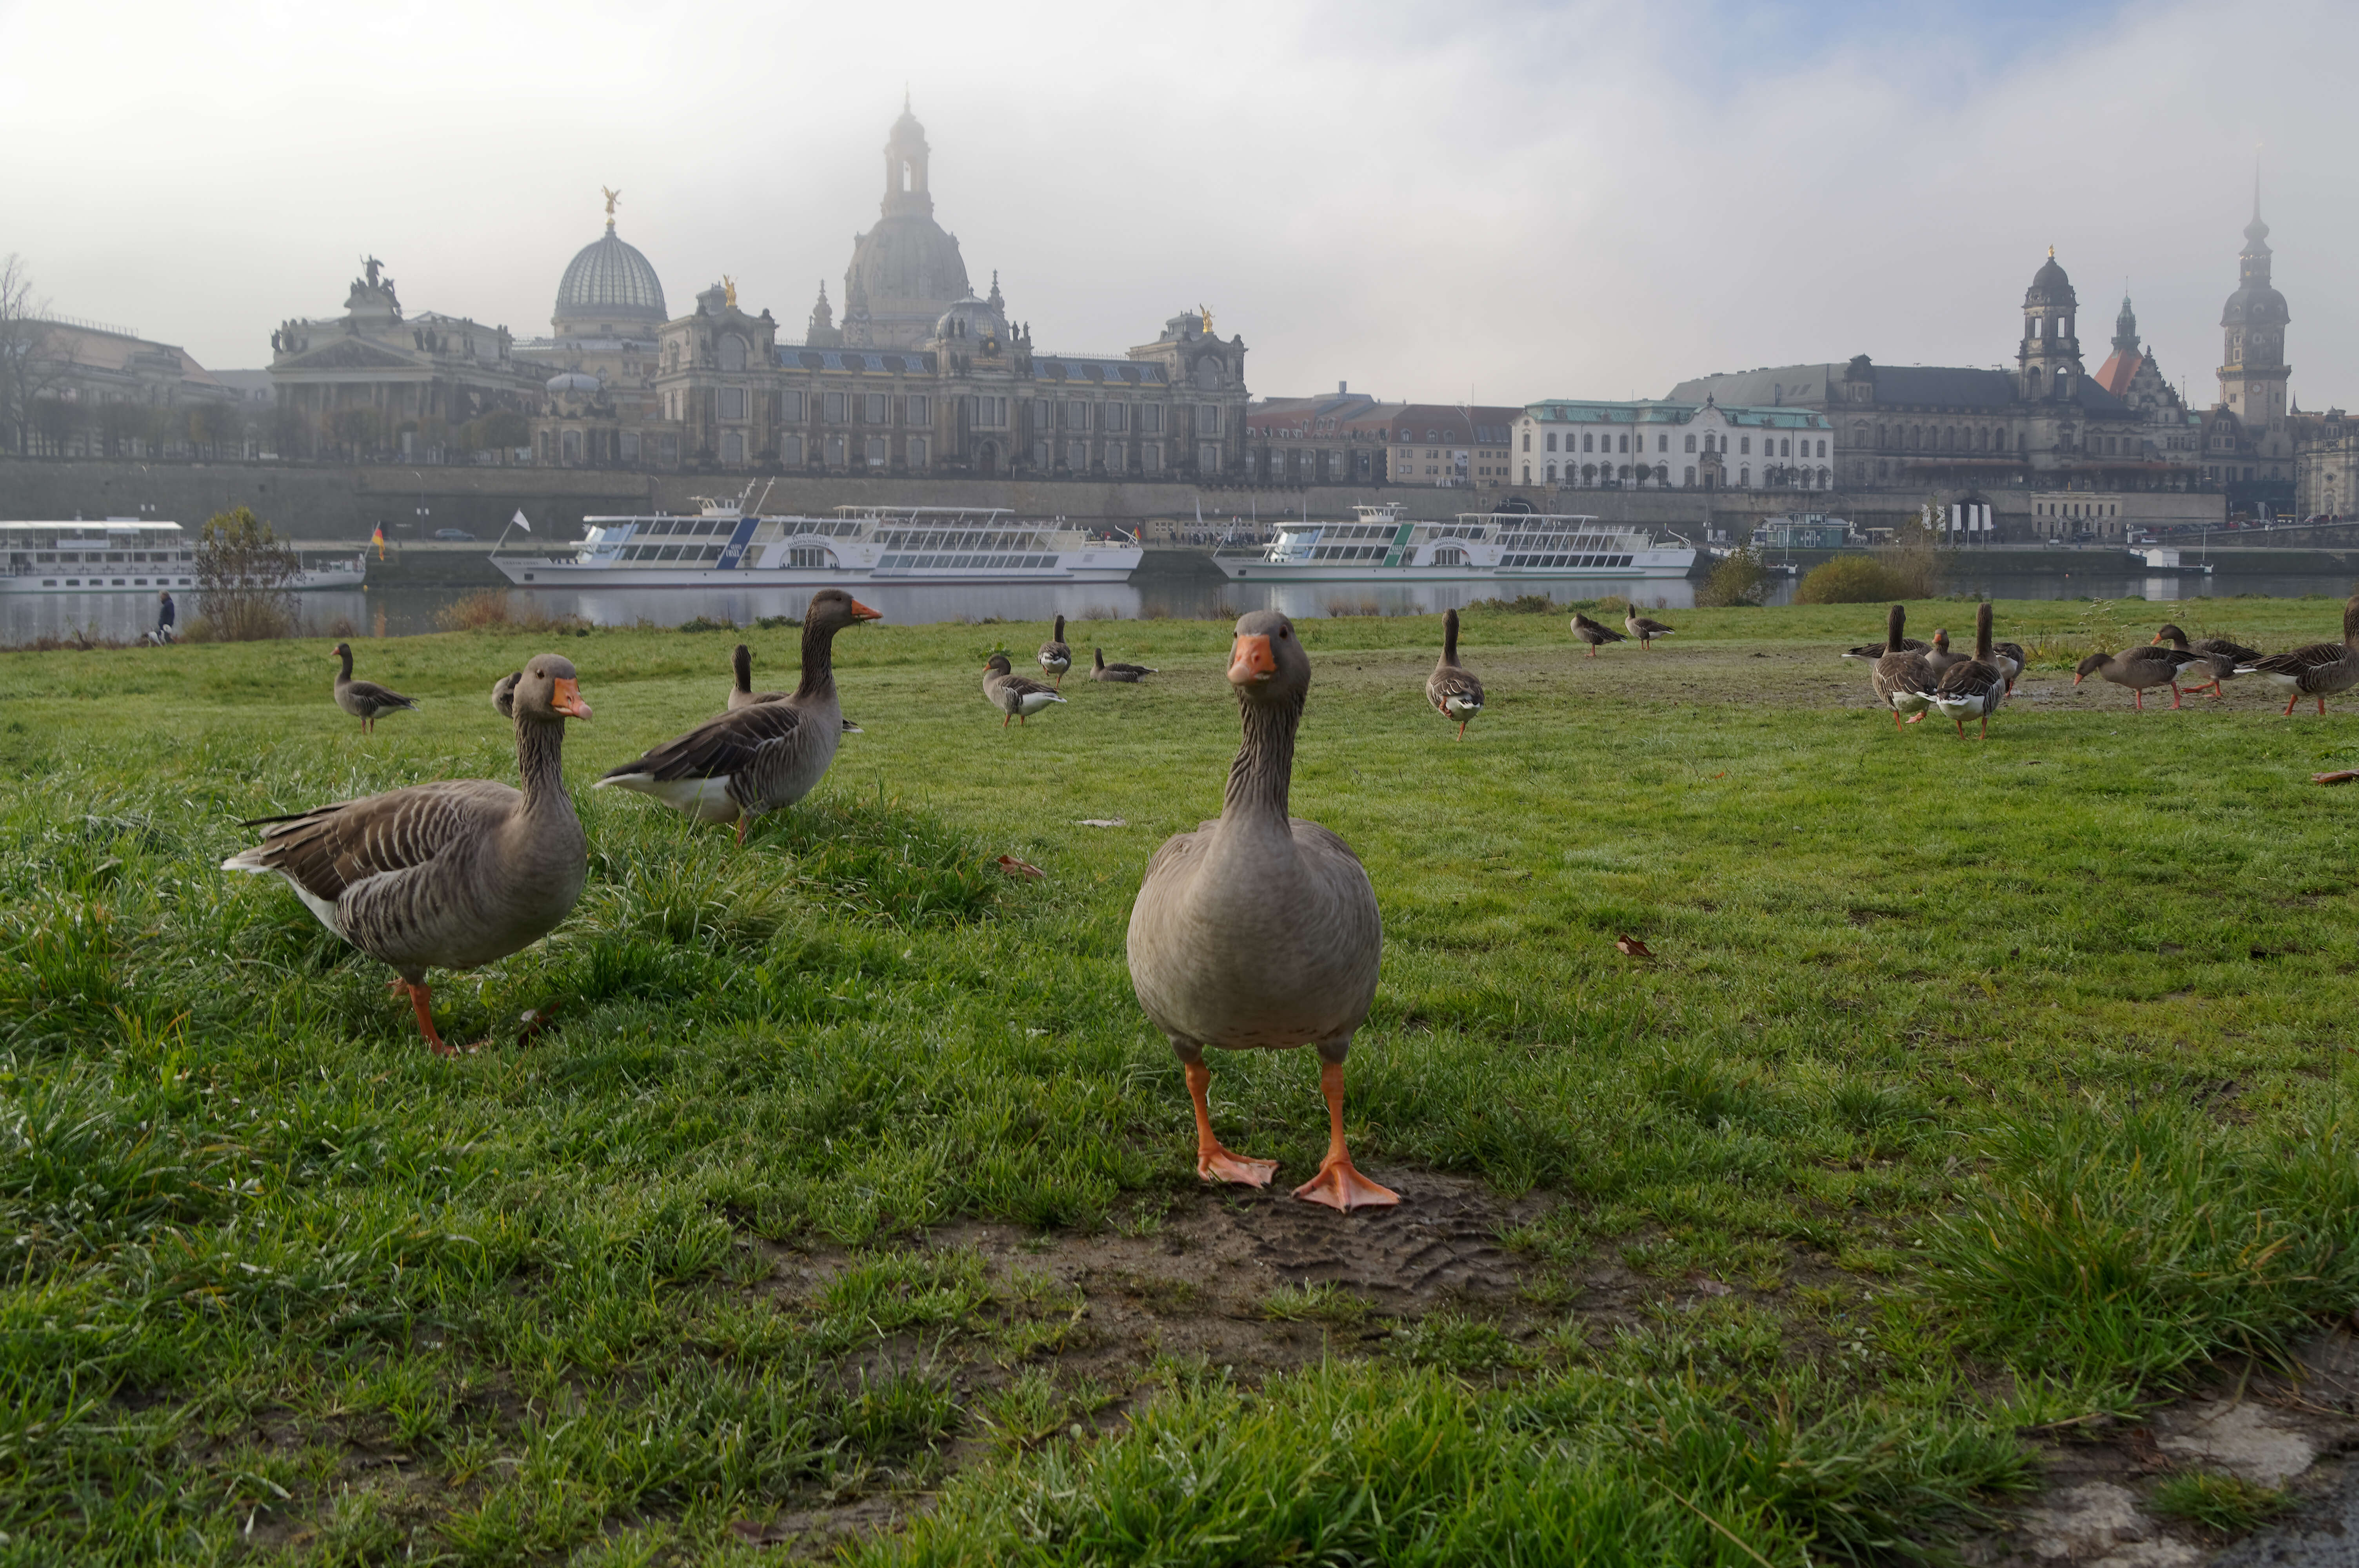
[1323,598,1381,617]
[434,590,583,633]
[194,507,299,641]
[1696,546,1769,608]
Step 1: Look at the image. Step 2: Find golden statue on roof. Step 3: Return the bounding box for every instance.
[1198,303,1214,334]
[723,275,738,310]
[602,186,621,225]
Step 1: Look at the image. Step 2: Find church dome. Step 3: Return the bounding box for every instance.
[555,226,667,329]
[848,214,970,325]
[2222,205,2288,330]
[2023,249,2075,307]
[932,294,1006,344]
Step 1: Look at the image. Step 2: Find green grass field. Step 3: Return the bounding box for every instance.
[7,592,2359,1564]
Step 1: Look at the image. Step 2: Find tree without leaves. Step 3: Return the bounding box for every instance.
[193,507,299,641]
[0,253,73,456]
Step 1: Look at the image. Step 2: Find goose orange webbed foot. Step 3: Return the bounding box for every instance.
[1198,1146,1278,1188]
[1293,1157,1399,1212]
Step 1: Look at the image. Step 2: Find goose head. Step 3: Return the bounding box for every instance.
[732,642,754,688]
[1931,629,1951,654]
[984,652,1015,676]
[492,671,522,717]
[2074,651,2114,685]
[1228,610,1309,702]
[330,641,355,675]
[510,654,592,722]
[2153,623,2188,647]
[807,588,884,633]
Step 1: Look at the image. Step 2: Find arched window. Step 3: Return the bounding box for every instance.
[2026,368,2042,397]
[1522,465,1531,484]
[1581,463,1596,484]
[1685,434,1697,453]
[720,334,748,372]
[1738,466,1750,487]
[1546,461,1558,481]
[1655,464,1669,485]
[1683,465,1696,487]
[1818,466,1829,488]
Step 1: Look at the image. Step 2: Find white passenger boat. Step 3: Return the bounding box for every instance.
[2126,545,2212,575]
[1209,504,1696,583]
[0,520,366,592]
[490,500,1143,588]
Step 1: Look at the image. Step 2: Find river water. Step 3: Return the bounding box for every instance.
[7,559,2354,644]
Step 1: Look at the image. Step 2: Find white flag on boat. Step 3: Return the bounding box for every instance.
[511,509,531,532]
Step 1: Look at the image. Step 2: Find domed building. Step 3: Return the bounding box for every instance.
[834,100,973,350]
[2207,194,2295,511]
[518,193,671,465]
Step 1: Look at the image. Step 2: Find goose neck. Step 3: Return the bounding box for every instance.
[335,646,353,681]
[794,618,840,702]
[1222,693,1300,824]
[1442,617,1459,664]
[514,715,571,809]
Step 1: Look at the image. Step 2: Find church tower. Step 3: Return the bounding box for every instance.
[882,94,932,218]
[2017,249,2081,402]
[2218,192,2291,450]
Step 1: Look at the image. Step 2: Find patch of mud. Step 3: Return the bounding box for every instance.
[1967,1328,2359,1566]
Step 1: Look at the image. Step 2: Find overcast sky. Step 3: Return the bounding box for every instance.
[3,0,2352,411]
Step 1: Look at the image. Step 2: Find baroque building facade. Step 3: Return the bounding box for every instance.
[529,102,1249,479]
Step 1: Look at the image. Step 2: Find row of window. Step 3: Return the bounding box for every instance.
[33,576,194,588]
[1534,430,1829,459]
[21,550,195,565]
[879,554,1060,570]
[667,388,1214,437]
[1502,554,1636,569]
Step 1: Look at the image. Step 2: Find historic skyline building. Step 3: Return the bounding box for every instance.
[531,100,1251,479]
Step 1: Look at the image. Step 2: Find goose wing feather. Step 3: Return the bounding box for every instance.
[339,679,418,716]
[600,702,809,783]
[1427,667,1484,713]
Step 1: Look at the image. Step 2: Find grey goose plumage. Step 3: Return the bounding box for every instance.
[1426,608,1483,738]
[596,590,881,841]
[727,642,787,710]
[985,652,1066,726]
[1125,610,1396,1211]
[1623,609,1675,650]
[1570,612,1626,657]
[2232,597,2359,715]
[1091,647,1158,682]
[1926,601,2007,739]
[2153,622,2257,699]
[222,655,592,1055]
[2075,645,2207,710]
[1868,605,1936,728]
[1038,614,1073,688]
[332,642,418,733]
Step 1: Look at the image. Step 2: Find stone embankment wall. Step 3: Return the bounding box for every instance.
[0,457,2225,544]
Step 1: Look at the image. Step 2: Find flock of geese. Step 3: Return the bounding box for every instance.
[219,589,2359,1207]
[1855,593,2359,737]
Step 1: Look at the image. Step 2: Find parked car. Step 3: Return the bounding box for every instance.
[432,528,476,542]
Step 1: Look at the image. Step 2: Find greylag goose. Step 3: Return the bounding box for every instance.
[984,652,1066,726]
[332,642,418,733]
[1426,608,1484,739]
[2154,622,2259,699]
[223,656,591,1055]
[1090,647,1158,683]
[1991,640,2028,693]
[1038,614,1073,688]
[1926,602,2007,739]
[1570,612,1626,658]
[1868,604,1936,728]
[2075,646,2206,710]
[2235,597,2359,715]
[1921,629,1968,679]
[596,590,880,842]
[1623,609,1675,651]
[1125,610,1394,1211]
[726,643,787,710]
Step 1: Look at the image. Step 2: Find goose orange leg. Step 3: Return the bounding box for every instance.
[1293,1057,1399,1212]
[2284,692,2301,717]
[1184,1060,1275,1188]
[2170,681,2183,710]
[390,977,472,1057]
[2320,695,2330,717]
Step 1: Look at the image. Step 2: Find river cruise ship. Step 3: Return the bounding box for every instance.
[0,520,366,593]
[491,501,1143,588]
[1210,505,1696,583]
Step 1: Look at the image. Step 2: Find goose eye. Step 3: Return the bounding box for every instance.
[1278,628,1290,639]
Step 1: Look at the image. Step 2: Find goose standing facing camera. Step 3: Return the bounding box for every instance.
[1926,602,2007,739]
[985,652,1066,726]
[1868,605,1936,728]
[332,642,418,733]
[596,590,881,842]
[223,657,592,1056]
[1126,610,1396,1211]
[1091,648,1158,683]
[1038,614,1073,688]
[1570,612,1626,658]
[1426,608,1484,738]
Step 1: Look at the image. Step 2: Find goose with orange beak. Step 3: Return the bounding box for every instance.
[222,655,592,1056]
[598,589,880,842]
[1125,610,1397,1211]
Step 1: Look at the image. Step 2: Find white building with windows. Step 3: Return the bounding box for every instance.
[1514,398,1834,490]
